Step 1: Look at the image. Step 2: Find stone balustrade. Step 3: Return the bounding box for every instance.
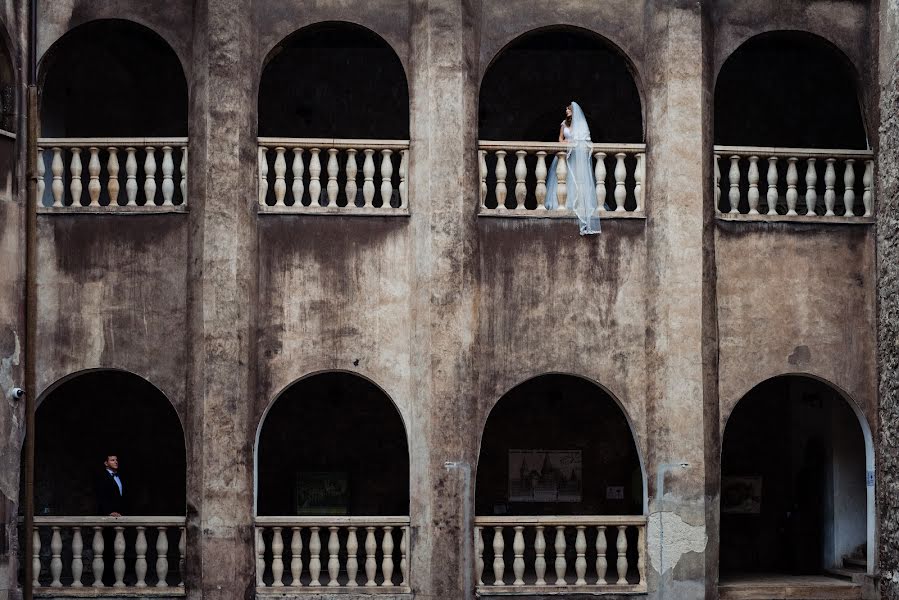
[254,516,410,591]
[474,516,647,593]
[30,516,185,592]
[478,141,646,217]
[37,139,189,211]
[258,138,409,215]
[714,146,875,222]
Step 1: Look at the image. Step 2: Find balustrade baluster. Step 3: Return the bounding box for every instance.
[380,149,394,208]
[347,526,359,587]
[400,526,408,586]
[326,149,339,206]
[346,149,358,206]
[258,146,268,206]
[494,150,507,209]
[70,148,83,206]
[91,527,104,587]
[87,147,101,206]
[492,526,505,585]
[72,527,84,587]
[51,147,63,207]
[514,151,527,210]
[615,526,628,585]
[595,152,607,211]
[844,159,856,216]
[37,147,45,204]
[107,148,120,206]
[747,156,759,215]
[382,526,395,586]
[180,146,188,204]
[309,527,322,586]
[399,149,409,207]
[512,526,525,585]
[291,148,304,206]
[125,148,138,206]
[309,148,322,207]
[255,528,265,587]
[479,150,488,209]
[144,147,157,207]
[475,527,484,586]
[636,152,645,211]
[766,157,779,215]
[535,151,548,210]
[327,526,340,586]
[727,155,740,214]
[50,526,62,587]
[614,153,627,211]
[363,149,375,207]
[273,148,287,207]
[786,158,799,215]
[272,527,285,587]
[32,528,41,587]
[178,528,185,586]
[637,525,646,585]
[824,159,837,216]
[554,526,567,585]
[595,525,607,585]
[161,147,175,205]
[863,160,874,217]
[364,527,377,586]
[534,525,547,586]
[555,152,568,210]
[156,527,169,587]
[135,527,148,587]
[714,154,721,212]
[290,527,303,587]
[113,527,126,587]
[575,526,587,586]
[805,158,817,216]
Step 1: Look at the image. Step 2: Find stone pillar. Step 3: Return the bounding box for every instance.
[185,1,257,599]
[407,0,481,598]
[642,2,715,599]
[877,0,899,597]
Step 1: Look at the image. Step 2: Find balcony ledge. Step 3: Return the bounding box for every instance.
[37,205,188,215]
[478,209,645,220]
[716,213,873,225]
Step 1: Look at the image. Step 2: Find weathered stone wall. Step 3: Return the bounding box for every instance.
[876,0,899,596]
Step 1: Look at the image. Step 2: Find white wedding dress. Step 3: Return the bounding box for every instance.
[545,102,601,235]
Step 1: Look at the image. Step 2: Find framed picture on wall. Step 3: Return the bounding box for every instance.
[508,450,582,502]
[295,472,349,515]
[721,475,762,514]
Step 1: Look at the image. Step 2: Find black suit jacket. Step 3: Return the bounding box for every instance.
[95,470,125,515]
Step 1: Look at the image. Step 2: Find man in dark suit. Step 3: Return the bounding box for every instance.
[95,454,125,516]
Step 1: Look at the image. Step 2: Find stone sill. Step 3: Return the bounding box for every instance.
[478,210,646,220]
[34,588,184,598]
[37,206,188,215]
[476,585,647,597]
[256,589,412,599]
[258,206,409,217]
[716,213,874,225]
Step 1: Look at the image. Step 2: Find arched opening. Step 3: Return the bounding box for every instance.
[39,20,187,138]
[474,374,646,589]
[720,375,870,588]
[0,28,16,200]
[715,32,866,149]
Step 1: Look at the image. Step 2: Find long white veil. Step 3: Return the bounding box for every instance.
[545,101,601,235]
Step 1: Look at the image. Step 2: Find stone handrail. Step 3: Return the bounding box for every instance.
[714,145,874,222]
[37,138,189,211]
[254,516,410,591]
[478,140,646,217]
[30,515,186,592]
[258,137,409,215]
[474,515,647,593]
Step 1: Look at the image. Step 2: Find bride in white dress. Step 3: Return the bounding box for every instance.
[545,102,601,235]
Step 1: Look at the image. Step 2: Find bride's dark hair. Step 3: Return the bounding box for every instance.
[565,104,573,127]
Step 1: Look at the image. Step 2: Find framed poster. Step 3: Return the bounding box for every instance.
[721,475,762,514]
[508,450,582,502]
[295,472,349,515]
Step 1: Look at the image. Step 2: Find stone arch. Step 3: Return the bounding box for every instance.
[714,30,867,149]
[254,370,410,516]
[38,18,188,137]
[258,21,410,139]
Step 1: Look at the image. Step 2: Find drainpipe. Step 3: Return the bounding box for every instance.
[23,0,38,597]
[444,461,473,600]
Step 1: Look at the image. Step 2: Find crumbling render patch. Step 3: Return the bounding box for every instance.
[647,511,707,576]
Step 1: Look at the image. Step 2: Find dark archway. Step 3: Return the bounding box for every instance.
[258,22,409,139]
[24,370,186,516]
[715,32,867,149]
[479,28,643,142]
[256,372,409,516]
[39,19,187,137]
[720,375,868,578]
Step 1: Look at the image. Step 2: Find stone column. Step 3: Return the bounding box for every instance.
[877,0,899,597]
[407,0,481,598]
[185,1,257,600]
[642,3,715,599]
